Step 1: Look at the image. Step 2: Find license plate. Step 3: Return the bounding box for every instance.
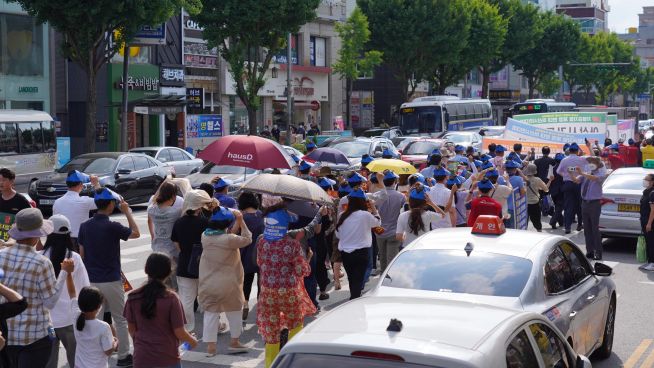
[39,199,55,205]
[618,204,640,212]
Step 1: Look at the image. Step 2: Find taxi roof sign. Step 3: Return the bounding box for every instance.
[471,215,506,235]
[644,159,654,169]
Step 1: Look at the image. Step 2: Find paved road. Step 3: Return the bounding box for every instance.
[54,208,653,368]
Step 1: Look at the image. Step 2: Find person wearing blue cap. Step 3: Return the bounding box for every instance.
[318,177,336,192]
[556,142,586,233]
[491,145,507,175]
[467,179,502,226]
[381,148,394,159]
[375,170,406,272]
[483,168,512,221]
[52,170,101,251]
[297,161,316,183]
[446,175,468,227]
[504,159,526,228]
[428,166,456,228]
[361,154,374,168]
[199,206,252,355]
[395,183,445,248]
[548,152,566,230]
[408,173,427,187]
[305,141,317,153]
[336,188,381,300]
[212,176,236,209]
[77,188,140,366]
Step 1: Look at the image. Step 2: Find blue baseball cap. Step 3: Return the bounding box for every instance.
[486,169,499,178]
[480,154,491,162]
[609,143,619,150]
[454,145,465,152]
[290,154,300,164]
[433,167,450,178]
[347,172,367,185]
[318,177,336,189]
[554,153,565,161]
[495,145,506,153]
[210,206,235,223]
[409,184,427,200]
[348,188,367,200]
[299,160,313,171]
[569,142,580,152]
[473,160,482,168]
[338,182,352,194]
[67,170,90,184]
[383,170,398,181]
[481,161,494,170]
[478,179,495,190]
[382,149,393,158]
[94,188,121,202]
[430,149,442,156]
[361,154,374,165]
[213,178,232,189]
[628,138,635,145]
[446,175,459,186]
[306,142,316,150]
[505,160,520,169]
[409,173,426,185]
[563,143,570,151]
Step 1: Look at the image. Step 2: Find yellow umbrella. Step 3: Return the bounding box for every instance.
[366,159,417,175]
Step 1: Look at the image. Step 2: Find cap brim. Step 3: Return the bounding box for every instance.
[8,219,53,240]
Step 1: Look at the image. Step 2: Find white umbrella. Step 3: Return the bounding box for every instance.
[240,174,333,205]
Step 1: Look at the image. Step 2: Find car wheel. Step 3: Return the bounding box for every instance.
[593,294,616,360]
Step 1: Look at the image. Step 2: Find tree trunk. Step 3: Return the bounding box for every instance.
[86,68,97,152]
[346,78,352,129]
[247,106,258,136]
[528,77,535,99]
[481,67,490,99]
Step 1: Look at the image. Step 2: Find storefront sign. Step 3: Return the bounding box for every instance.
[160,65,185,87]
[114,75,159,91]
[132,24,166,45]
[18,86,38,93]
[184,42,218,69]
[272,34,299,65]
[489,90,520,100]
[224,70,329,101]
[512,112,607,143]
[186,115,222,138]
[185,18,204,31]
[134,106,183,115]
[187,88,204,109]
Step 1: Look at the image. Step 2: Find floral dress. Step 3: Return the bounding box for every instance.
[256,236,316,344]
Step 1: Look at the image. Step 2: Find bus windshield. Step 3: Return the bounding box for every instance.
[399,107,443,134]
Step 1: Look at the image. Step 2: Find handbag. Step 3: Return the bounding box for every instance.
[186,243,203,277]
[637,235,647,263]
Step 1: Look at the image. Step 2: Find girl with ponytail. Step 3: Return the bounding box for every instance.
[396,183,447,249]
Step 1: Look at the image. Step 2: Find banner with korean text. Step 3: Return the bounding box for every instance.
[482,138,565,157]
[511,112,607,143]
[503,118,581,144]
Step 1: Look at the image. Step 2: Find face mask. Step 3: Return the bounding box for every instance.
[644,180,651,188]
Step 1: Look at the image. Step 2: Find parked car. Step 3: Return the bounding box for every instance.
[599,167,646,238]
[441,131,483,152]
[29,152,169,211]
[327,137,400,169]
[374,225,616,360]
[400,138,447,170]
[129,146,203,177]
[360,127,403,140]
[393,136,421,153]
[275,297,592,368]
[186,163,287,193]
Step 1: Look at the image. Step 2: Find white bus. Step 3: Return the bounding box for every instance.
[399,96,494,135]
[0,110,57,187]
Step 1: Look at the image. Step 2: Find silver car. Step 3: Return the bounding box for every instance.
[373,227,616,360]
[599,167,647,238]
[441,131,483,152]
[129,146,204,177]
[186,163,286,193]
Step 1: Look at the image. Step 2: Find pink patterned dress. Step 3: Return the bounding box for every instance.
[256,236,316,344]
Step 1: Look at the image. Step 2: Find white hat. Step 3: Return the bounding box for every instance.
[182,190,217,214]
[49,214,71,234]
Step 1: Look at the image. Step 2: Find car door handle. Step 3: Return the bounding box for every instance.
[569,311,578,319]
[587,294,596,301]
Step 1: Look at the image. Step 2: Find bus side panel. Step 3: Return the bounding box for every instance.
[1,152,57,187]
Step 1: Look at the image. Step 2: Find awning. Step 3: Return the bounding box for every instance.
[131,95,186,115]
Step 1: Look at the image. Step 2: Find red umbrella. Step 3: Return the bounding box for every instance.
[198,135,295,170]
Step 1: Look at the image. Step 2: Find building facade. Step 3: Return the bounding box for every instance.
[556,0,610,34]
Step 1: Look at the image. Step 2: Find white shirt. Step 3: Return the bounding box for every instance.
[336,210,381,253]
[71,298,114,368]
[428,183,454,228]
[40,250,90,328]
[396,210,441,248]
[490,185,512,217]
[53,191,97,238]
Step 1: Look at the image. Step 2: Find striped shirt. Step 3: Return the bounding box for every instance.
[0,243,66,345]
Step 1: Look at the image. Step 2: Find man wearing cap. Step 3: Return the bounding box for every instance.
[467,179,503,226]
[452,145,466,164]
[381,149,394,159]
[571,156,607,260]
[305,141,317,154]
[212,177,236,209]
[556,142,586,234]
[52,170,101,252]
[375,170,406,272]
[297,161,315,182]
[78,188,140,366]
[491,145,507,175]
[420,151,443,179]
[428,167,456,228]
[0,208,75,366]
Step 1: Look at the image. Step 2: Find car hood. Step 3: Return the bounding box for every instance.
[37,171,113,185]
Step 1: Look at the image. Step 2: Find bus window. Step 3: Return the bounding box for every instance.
[400,106,443,134]
[474,104,484,119]
[449,105,460,121]
[42,121,56,152]
[483,104,491,118]
[0,123,18,155]
[18,122,44,153]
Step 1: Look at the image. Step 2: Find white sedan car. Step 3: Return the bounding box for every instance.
[274,297,592,368]
[599,167,648,238]
[371,221,616,361]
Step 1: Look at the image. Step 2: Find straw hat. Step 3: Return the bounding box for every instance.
[181,190,217,214]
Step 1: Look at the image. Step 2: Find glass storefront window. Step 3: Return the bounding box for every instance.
[11,101,44,110]
[2,14,44,76]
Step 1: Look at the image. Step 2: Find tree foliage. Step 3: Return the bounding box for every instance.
[333,7,382,128]
[10,0,199,151]
[194,0,320,135]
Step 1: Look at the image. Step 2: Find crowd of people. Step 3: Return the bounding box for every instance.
[1,131,654,368]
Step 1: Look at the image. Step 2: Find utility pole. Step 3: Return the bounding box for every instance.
[285,32,293,145]
[121,45,130,151]
[558,65,564,101]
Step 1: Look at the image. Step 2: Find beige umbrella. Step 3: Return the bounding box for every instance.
[241,174,333,205]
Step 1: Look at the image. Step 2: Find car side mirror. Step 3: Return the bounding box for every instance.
[594,262,612,276]
[576,355,592,368]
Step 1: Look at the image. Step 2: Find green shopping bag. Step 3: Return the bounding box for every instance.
[637,235,647,263]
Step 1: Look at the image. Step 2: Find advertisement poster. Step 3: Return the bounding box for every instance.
[618,119,636,143]
[512,112,607,143]
[482,138,565,156]
[56,137,71,168]
[504,118,580,144]
[512,188,529,230]
[0,212,16,242]
[186,115,222,138]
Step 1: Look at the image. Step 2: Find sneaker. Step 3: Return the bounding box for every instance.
[117,354,133,367]
[565,229,571,234]
[577,224,583,231]
[641,263,654,271]
[318,292,330,300]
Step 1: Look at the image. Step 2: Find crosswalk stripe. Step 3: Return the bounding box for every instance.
[123,269,147,283]
[641,345,654,368]
[624,339,652,368]
[122,244,152,256]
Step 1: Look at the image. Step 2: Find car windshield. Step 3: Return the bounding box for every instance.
[202,164,257,175]
[130,150,157,158]
[274,353,432,368]
[57,157,117,174]
[331,141,370,158]
[404,141,441,155]
[444,134,473,144]
[482,128,504,137]
[603,173,645,191]
[400,106,443,134]
[382,250,532,297]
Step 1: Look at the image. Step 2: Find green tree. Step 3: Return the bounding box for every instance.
[194,0,320,135]
[332,7,382,128]
[593,32,634,104]
[512,11,581,99]
[358,0,433,102]
[536,72,562,98]
[10,0,199,152]
[563,32,598,102]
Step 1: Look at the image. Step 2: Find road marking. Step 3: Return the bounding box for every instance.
[641,345,654,368]
[638,281,654,286]
[624,339,652,368]
[121,244,152,256]
[123,269,146,283]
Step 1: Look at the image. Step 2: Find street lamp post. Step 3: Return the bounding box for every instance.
[285,33,293,145]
